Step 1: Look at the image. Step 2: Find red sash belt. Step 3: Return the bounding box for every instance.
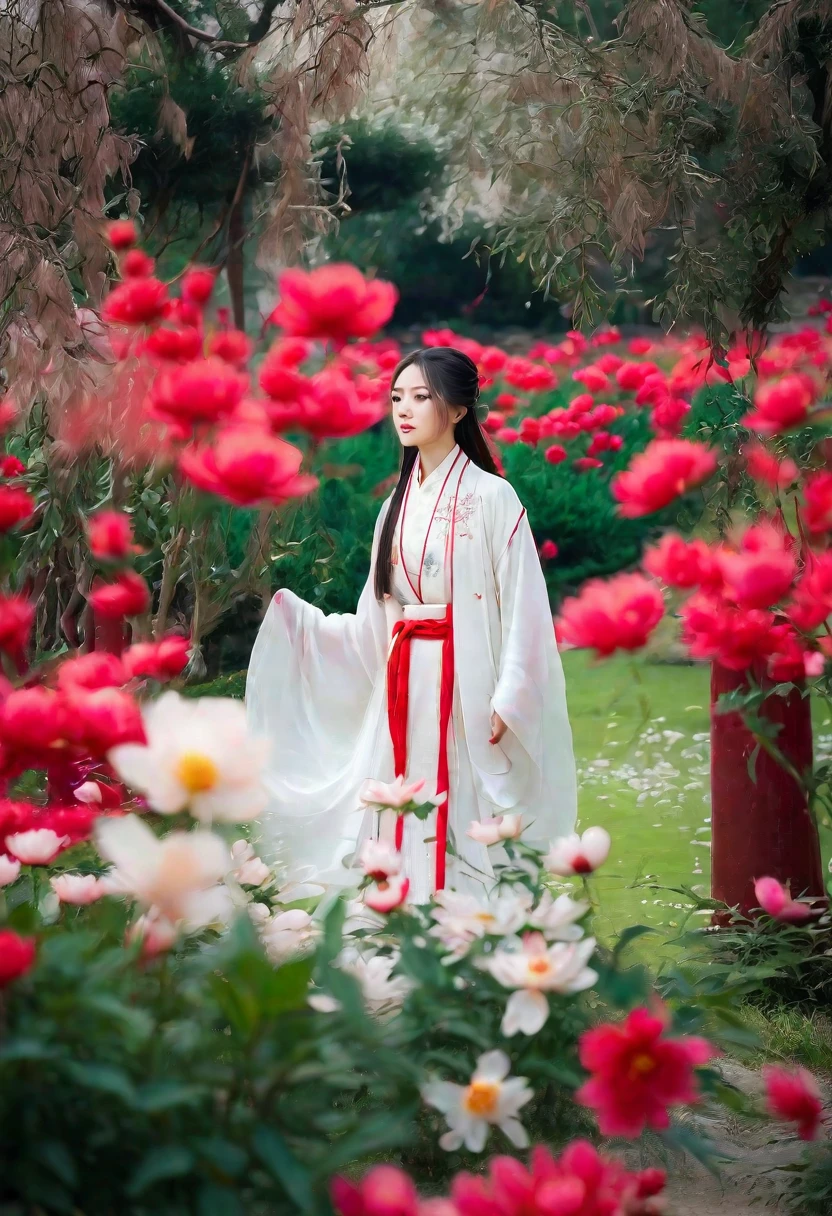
[386,605,454,890]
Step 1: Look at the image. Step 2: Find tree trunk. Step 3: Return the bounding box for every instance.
[227,186,246,330]
[710,661,826,918]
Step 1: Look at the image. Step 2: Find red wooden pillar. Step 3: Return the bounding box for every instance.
[710,661,826,917]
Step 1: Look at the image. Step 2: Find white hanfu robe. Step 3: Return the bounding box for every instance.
[246,444,576,903]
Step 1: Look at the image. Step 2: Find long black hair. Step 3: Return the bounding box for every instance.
[374,346,500,600]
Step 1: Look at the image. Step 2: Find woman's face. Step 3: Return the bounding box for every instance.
[391,363,464,448]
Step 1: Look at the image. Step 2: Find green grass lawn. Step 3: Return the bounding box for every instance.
[562,650,713,941]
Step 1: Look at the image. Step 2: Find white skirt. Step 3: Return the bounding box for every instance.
[355,603,495,904]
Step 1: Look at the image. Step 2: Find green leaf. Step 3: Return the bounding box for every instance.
[64,1061,137,1105]
[325,1109,417,1170]
[36,1140,78,1189]
[197,1182,245,1216]
[134,1080,209,1112]
[193,1137,248,1179]
[612,924,654,959]
[83,994,154,1043]
[252,1126,315,1212]
[127,1146,196,1196]
[0,1038,61,1062]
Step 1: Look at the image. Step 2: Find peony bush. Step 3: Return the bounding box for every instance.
[0,225,830,1211]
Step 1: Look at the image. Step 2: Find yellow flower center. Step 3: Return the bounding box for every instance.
[629,1053,657,1078]
[463,1080,500,1117]
[176,752,219,794]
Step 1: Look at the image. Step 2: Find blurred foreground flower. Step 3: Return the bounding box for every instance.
[754,875,814,923]
[108,691,268,822]
[577,1006,716,1137]
[267,264,398,346]
[557,573,664,656]
[96,813,231,928]
[0,930,36,987]
[422,1049,532,1152]
[763,1065,824,1140]
[611,438,717,517]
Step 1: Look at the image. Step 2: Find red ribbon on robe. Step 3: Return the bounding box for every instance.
[386,605,454,890]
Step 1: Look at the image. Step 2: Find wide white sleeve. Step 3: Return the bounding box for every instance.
[245,502,391,878]
[491,500,577,847]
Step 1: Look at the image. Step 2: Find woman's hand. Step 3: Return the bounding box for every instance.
[490,711,507,745]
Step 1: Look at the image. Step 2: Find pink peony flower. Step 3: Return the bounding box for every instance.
[0,855,21,885]
[545,826,611,876]
[754,876,813,923]
[50,873,105,905]
[360,776,440,810]
[6,828,69,865]
[763,1065,824,1140]
[268,264,398,346]
[576,1007,717,1137]
[331,1164,418,1216]
[358,839,402,881]
[466,814,523,846]
[365,875,409,913]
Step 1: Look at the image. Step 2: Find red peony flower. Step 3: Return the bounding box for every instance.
[572,365,609,393]
[268,264,398,346]
[0,688,67,749]
[744,443,799,491]
[103,277,169,326]
[803,470,832,533]
[573,456,604,471]
[539,539,558,561]
[331,1165,418,1216]
[450,1140,666,1216]
[0,485,34,532]
[717,523,797,609]
[64,686,146,754]
[208,328,253,367]
[0,594,34,659]
[0,930,36,988]
[787,552,832,631]
[89,570,150,619]
[149,358,248,430]
[743,373,816,434]
[616,361,658,391]
[57,652,127,693]
[680,594,779,670]
[544,444,567,465]
[124,636,190,681]
[612,439,717,517]
[643,533,716,590]
[106,219,137,250]
[179,425,318,507]
[143,325,203,363]
[122,249,155,279]
[181,267,216,306]
[0,455,25,478]
[558,573,665,657]
[576,1007,717,1137]
[763,1066,824,1140]
[494,391,519,410]
[651,395,691,437]
[87,509,138,562]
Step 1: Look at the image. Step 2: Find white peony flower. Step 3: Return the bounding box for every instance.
[429,887,532,961]
[260,908,318,963]
[6,828,68,865]
[50,873,105,905]
[485,932,598,1036]
[544,826,611,876]
[358,838,402,879]
[528,891,589,941]
[0,855,21,886]
[422,1049,532,1153]
[340,948,413,1015]
[95,813,231,929]
[343,896,387,936]
[466,815,523,846]
[108,691,269,823]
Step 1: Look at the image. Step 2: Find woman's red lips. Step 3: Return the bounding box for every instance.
[400,424,414,432]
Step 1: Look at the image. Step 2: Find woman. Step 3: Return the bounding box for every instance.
[246,347,576,903]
